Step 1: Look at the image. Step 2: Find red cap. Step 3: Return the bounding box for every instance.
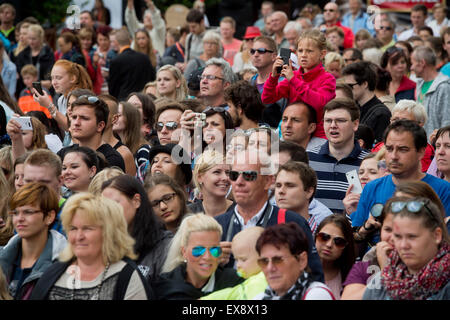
[243,26,261,39]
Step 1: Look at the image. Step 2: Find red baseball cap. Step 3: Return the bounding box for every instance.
[243,26,261,39]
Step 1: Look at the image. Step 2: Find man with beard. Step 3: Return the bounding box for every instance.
[350,120,450,228]
[224,80,265,130]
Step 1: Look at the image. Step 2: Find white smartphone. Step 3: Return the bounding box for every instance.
[346,169,363,194]
[13,116,33,130]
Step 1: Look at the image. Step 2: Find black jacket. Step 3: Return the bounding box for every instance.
[359,95,391,144]
[152,264,244,300]
[215,202,325,283]
[14,45,55,97]
[108,48,155,101]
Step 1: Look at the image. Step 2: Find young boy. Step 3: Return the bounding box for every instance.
[201,226,267,300]
[18,64,51,118]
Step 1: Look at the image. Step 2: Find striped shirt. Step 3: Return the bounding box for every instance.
[308,141,369,214]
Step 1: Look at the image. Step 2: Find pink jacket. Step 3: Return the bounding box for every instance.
[261,63,336,138]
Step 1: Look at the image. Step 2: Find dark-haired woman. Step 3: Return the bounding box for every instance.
[57,32,86,67]
[102,174,173,281]
[61,145,101,198]
[380,46,416,103]
[315,214,356,299]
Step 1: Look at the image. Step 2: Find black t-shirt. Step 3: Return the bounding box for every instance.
[58,143,125,172]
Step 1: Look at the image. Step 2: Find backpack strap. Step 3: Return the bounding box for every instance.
[278,209,286,224]
[113,257,155,300]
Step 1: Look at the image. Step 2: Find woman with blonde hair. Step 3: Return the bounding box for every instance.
[155,65,187,101]
[88,167,124,195]
[324,51,344,79]
[189,149,232,217]
[30,192,153,300]
[153,213,243,299]
[132,29,157,68]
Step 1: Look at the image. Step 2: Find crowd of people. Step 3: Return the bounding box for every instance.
[0,0,448,301]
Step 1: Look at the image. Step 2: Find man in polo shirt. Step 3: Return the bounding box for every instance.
[23,149,65,234]
[58,95,125,172]
[350,120,450,228]
[215,150,324,282]
[308,97,368,213]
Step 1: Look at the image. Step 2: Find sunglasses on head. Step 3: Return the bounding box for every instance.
[156,121,178,131]
[250,48,274,55]
[390,199,437,222]
[228,170,258,181]
[257,255,293,268]
[192,246,222,258]
[316,232,348,248]
[78,95,100,104]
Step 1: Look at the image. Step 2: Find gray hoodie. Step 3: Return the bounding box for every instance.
[416,72,450,138]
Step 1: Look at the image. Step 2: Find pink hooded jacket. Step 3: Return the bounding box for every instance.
[261,63,336,138]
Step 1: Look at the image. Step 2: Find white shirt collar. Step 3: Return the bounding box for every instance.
[234,202,268,229]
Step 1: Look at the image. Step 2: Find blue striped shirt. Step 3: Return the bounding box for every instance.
[308,141,369,214]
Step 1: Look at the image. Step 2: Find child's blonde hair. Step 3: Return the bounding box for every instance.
[20,64,38,78]
[296,29,327,51]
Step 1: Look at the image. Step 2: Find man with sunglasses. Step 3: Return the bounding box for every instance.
[351,120,450,228]
[57,95,125,172]
[375,19,396,52]
[215,150,324,282]
[249,36,286,128]
[319,2,354,49]
[154,102,185,145]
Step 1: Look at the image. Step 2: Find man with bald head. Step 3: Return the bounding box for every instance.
[214,150,324,282]
[270,11,289,49]
[320,2,354,49]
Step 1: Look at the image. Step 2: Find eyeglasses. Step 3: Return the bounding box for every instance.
[250,48,274,55]
[203,106,227,113]
[192,246,222,258]
[324,118,350,125]
[9,209,42,216]
[228,170,258,181]
[198,74,224,81]
[156,121,178,132]
[378,26,393,31]
[316,232,348,248]
[390,199,437,222]
[257,255,294,268]
[244,38,255,41]
[346,82,359,89]
[150,193,177,208]
[323,9,336,12]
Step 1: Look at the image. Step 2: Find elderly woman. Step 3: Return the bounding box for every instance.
[152,213,243,299]
[254,222,334,300]
[183,30,223,79]
[0,183,66,300]
[363,196,449,300]
[30,193,153,300]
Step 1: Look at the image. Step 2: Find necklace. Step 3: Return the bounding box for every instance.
[71,262,110,300]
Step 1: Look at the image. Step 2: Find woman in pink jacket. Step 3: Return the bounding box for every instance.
[261,29,336,138]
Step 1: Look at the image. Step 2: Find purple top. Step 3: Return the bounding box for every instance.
[342,261,371,286]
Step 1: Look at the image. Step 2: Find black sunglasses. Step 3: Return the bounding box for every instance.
[203,106,227,113]
[379,26,393,31]
[228,170,258,181]
[156,121,178,132]
[250,48,274,55]
[316,232,348,248]
[346,82,359,89]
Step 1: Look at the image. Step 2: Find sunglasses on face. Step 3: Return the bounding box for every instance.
[228,170,258,181]
[379,26,392,31]
[150,193,176,208]
[192,246,222,258]
[316,232,348,248]
[346,82,359,89]
[250,48,274,55]
[203,106,227,113]
[156,121,178,131]
[257,255,296,268]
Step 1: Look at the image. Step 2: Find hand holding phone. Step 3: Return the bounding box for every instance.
[277,48,291,74]
[346,169,363,194]
[12,116,33,131]
[32,82,44,96]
